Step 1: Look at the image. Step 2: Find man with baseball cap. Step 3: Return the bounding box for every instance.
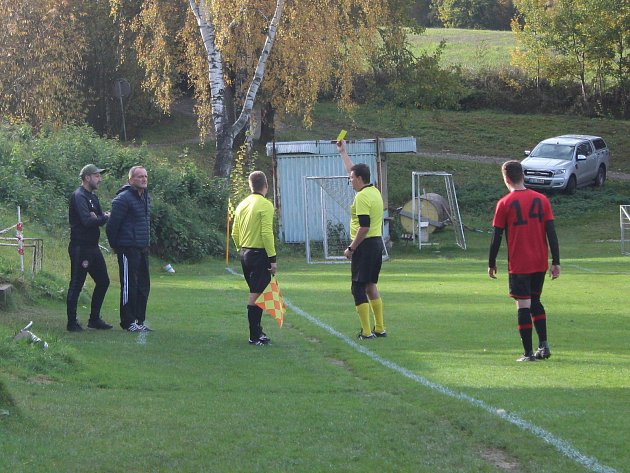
[66,164,113,331]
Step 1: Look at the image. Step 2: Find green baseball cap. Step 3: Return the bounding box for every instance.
[79,164,107,178]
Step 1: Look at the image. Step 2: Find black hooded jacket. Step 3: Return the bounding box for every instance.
[106,184,151,249]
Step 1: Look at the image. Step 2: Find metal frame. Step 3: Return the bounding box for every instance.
[269,138,416,244]
[0,238,44,274]
[304,176,352,264]
[621,205,630,255]
[411,172,466,250]
[303,176,389,264]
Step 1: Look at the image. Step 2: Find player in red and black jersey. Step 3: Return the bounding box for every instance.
[488,160,560,362]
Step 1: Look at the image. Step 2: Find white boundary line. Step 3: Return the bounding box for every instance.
[226,266,617,473]
[565,264,630,275]
[136,331,147,345]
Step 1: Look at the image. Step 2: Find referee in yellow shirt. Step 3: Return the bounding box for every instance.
[232,171,277,346]
[336,140,387,340]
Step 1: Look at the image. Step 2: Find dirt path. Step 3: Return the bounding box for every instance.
[154,98,630,182]
[416,151,630,181]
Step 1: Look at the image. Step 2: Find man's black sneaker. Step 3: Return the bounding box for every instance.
[87,318,113,330]
[534,346,551,360]
[357,331,376,340]
[249,338,269,346]
[516,354,537,362]
[136,323,153,332]
[67,322,84,332]
[373,330,387,338]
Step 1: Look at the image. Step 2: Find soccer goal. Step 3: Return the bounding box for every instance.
[621,205,630,255]
[303,176,389,264]
[409,172,466,250]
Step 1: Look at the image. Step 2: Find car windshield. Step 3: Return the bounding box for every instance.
[530,143,574,161]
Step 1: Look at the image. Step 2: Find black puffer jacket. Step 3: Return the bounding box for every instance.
[106,184,151,249]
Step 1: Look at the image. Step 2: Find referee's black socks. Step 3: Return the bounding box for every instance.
[247,305,263,340]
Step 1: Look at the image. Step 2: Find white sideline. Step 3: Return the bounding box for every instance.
[565,264,630,275]
[226,266,617,473]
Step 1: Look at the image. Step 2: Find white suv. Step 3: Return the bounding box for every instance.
[521,135,610,194]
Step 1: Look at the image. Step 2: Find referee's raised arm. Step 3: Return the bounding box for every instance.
[336,139,353,173]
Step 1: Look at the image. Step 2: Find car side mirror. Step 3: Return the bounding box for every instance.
[577,154,586,161]
[524,150,531,156]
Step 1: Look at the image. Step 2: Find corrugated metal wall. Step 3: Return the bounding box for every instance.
[278,153,376,243]
[266,137,417,157]
[269,138,416,243]
[303,176,355,244]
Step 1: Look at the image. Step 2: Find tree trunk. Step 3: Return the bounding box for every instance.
[259,100,276,145]
[214,125,235,177]
[213,82,239,177]
[229,0,285,139]
[189,0,284,178]
[579,51,587,101]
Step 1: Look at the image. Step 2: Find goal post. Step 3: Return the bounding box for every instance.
[303,176,389,264]
[410,172,466,250]
[621,205,630,255]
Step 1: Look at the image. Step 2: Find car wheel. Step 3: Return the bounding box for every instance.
[595,165,606,187]
[564,175,577,195]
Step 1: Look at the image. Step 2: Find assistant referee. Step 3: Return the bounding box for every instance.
[232,171,277,346]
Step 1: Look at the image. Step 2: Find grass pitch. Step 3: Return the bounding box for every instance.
[2,93,629,472]
[1,225,629,472]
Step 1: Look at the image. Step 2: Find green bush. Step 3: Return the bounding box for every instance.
[459,69,583,114]
[358,40,470,110]
[151,199,225,261]
[0,123,229,261]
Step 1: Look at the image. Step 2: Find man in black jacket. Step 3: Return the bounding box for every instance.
[66,164,113,332]
[106,166,152,332]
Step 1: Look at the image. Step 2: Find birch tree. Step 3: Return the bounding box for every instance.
[187,0,283,177]
[112,0,389,177]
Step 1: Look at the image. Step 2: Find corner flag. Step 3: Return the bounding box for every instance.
[255,276,286,328]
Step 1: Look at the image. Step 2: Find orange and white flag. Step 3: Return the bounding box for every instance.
[255,276,286,328]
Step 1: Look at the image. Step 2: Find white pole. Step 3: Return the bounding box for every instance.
[17,206,24,273]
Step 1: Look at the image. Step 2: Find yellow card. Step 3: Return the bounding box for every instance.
[336,129,347,141]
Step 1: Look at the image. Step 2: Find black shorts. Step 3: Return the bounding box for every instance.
[351,237,383,284]
[240,248,272,293]
[509,272,545,299]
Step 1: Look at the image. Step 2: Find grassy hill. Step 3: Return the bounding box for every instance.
[134,100,630,172]
[407,28,516,72]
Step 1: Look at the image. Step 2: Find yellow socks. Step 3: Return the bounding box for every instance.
[356,303,372,336]
[370,297,385,334]
[356,299,385,336]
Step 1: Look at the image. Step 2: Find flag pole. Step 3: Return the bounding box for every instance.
[225,200,231,268]
[17,206,24,273]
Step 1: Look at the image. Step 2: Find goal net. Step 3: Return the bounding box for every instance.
[303,176,388,264]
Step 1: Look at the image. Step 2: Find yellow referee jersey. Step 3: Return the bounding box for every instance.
[350,184,383,239]
[232,193,276,258]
